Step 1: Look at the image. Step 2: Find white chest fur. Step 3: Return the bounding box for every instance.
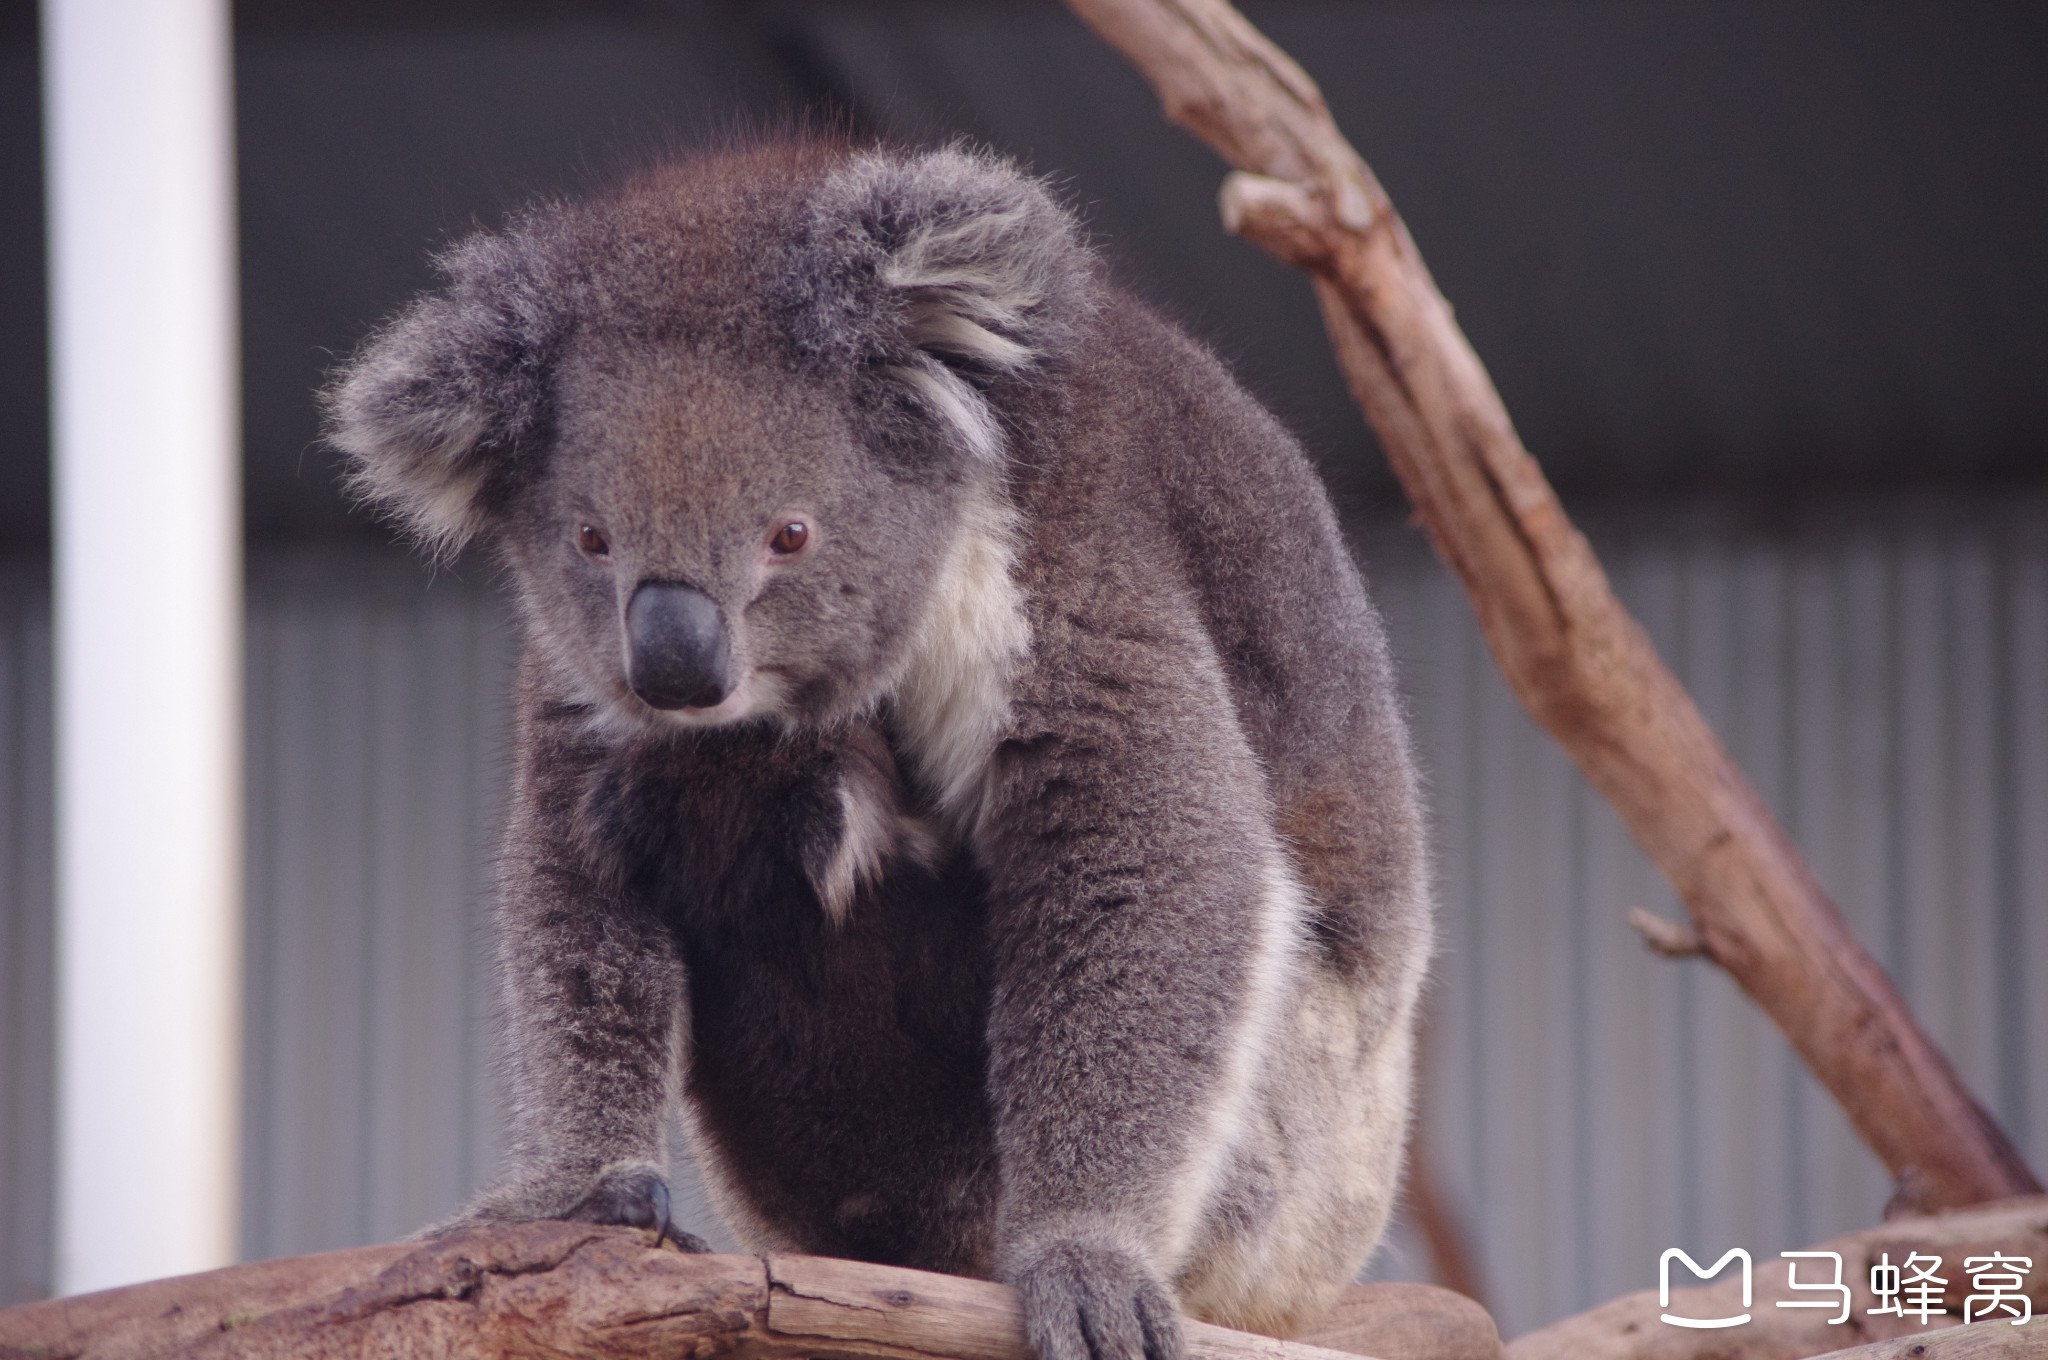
[890,486,1032,835]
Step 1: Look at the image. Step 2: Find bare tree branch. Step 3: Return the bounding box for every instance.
[1062,0,2040,1209]
[0,1226,1502,1360]
[1627,909,1706,959]
[1804,1324,2047,1359]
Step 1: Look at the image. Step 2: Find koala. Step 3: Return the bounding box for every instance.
[325,141,1430,1360]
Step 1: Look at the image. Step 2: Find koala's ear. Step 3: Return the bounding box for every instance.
[323,235,558,559]
[790,146,1094,463]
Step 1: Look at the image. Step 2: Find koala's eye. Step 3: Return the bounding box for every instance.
[576,524,611,557]
[769,521,810,556]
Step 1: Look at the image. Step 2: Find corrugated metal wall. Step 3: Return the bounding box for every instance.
[238,553,517,1260]
[2,497,2044,1334]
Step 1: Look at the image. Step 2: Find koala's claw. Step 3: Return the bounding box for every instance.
[566,1165,710,1253]
[1015,1240,1184,1360]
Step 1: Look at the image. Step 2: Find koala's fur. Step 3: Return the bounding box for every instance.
[327,141,1431,1360]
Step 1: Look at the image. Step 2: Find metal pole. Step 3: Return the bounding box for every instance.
[43,0,243,1294]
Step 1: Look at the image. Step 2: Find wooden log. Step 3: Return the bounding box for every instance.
[1060,0,2041,1210]
[1298,1283,1502,1360]
[0,1238,417,1360]
[1504,1195,2048,1360]
[1805,1325,2047,1359]
[0,1226,1498,1360]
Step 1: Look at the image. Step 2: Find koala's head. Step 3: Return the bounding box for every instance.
[325,143,1093,733]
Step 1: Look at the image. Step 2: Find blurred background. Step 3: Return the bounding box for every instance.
[3,0,2046,1337]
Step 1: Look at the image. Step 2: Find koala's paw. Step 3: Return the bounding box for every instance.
[1012,1239,1185,1360]
[564,1163,710,1252]
[427,1162,709,1252]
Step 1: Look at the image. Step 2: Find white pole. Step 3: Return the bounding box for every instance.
[44,0,243,1294]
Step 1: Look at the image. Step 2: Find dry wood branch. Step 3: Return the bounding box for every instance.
[0,1225,1500,1360]
[1063,0,2040,1209]
[1805,1324,2045,1359]
[1505,1196,2048,1360]
[1627,909,1706,959]
[1298,1282,1502,1360]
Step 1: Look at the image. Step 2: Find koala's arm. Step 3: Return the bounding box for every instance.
[436,698,699,1246]
[977,572,1297,1360]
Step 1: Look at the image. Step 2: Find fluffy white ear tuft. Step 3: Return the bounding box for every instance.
[793,146,1095,462]
[323,234,558,558]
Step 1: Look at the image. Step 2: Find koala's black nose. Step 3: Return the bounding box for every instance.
[625,582,731,710]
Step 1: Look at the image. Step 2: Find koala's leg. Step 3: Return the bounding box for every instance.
[974,601,1305,1360]
[431,766,704,1251]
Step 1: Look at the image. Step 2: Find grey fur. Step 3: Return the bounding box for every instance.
[326,140,1431,1354]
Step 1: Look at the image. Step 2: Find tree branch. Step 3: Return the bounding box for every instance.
[1627,909,1707,959]
[1063,0,2040,1209]
[0,1225,1501,1360]
[1805,1326,2047,1359]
